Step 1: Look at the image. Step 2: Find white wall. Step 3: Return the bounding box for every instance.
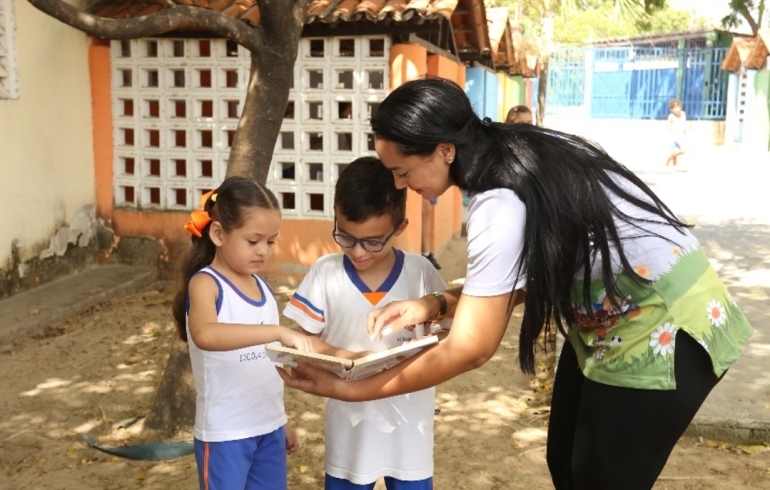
[0,0,94,267]
[545,117,727,169]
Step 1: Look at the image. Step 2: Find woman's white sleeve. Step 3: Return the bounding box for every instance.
[462,189,527,297]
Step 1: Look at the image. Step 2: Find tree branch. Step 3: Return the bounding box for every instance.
[28,0,264,52]
[736,1,760,35]
[253,0,311,56]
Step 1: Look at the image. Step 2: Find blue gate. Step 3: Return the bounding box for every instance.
[547,48,586,117]
[683,48,730,119]
[547,46,729,120]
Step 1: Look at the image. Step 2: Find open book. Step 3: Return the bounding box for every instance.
[267,335,438,381]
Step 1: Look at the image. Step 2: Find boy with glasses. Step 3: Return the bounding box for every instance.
[284,156,450,490]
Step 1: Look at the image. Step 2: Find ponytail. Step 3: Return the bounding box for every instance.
[172,191,217,341]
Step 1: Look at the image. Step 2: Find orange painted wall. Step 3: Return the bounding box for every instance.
[266,220,338,284]
[111,208,337,284]
[388,43,428,254]
[427,54,464,250]
[89,39,114,222]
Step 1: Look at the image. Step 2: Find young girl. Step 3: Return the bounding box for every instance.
[172,176,313,490]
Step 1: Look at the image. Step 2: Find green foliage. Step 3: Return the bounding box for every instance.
[721,0,766,34]
[635,5,713,35]
[487,0,714,45]
[553,1,639,44]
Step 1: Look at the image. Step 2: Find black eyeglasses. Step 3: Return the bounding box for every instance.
[332,219,403,253]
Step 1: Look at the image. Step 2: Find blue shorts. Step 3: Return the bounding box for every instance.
[671,139,683,152]
[325,474,433,490]
[429,198,437,206]
[194,427,287,490]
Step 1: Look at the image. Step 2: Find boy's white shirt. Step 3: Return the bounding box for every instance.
[187,266,287,442]
[284,250,450,484]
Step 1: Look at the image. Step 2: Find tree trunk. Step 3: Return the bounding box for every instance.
[144,339,196,436]
[537,57,549,127]
[225,52,297,184]
[224,1,308,183]
[737,3,761,35]
[537,9,553,127]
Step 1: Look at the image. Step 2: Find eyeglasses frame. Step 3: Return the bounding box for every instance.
[332,217,404,253]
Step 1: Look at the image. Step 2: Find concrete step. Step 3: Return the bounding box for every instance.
[0,264,157,346]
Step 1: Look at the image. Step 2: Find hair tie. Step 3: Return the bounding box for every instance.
[481,117,492,127]
[183,189,217,238]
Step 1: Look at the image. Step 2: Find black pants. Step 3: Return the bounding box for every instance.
[546,331,721,490]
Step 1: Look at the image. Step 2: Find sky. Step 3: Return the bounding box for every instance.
[667,0,757,33]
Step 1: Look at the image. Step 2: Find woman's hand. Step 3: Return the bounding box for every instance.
[279,328,315,352]
[276,363,353,400]
[367,297,435,341]
[284,423,299,455]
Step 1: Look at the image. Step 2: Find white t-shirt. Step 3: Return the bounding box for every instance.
[284,250,449,484]
[186,266,287,442]
[463,188,527,297]
[461,177,698,297]
[668,111,687,137]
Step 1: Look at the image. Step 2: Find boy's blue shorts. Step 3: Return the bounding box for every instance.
[429,198,437,206]
[671,139,683,151]
[325,474,433,490]
[194,427,287,490]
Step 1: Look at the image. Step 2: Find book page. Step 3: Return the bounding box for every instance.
[265,344,354,379]
[348,335,439,380]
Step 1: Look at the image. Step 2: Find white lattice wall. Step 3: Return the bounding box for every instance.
[0,0,19,99]
[110,36,389,219]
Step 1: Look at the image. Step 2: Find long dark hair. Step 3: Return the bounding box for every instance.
[371,77,691,374]
[172,176,280,341]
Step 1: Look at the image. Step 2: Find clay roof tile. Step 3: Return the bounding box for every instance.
[241,4,260,25]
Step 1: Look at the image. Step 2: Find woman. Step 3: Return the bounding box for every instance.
[278,78,753,489]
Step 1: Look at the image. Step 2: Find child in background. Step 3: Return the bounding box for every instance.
[665,98,688,167]
[284,157,451,490]
[172,176,312,490]
[505,104,533,124]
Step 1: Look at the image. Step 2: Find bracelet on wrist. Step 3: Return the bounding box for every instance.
[426,291,447,324]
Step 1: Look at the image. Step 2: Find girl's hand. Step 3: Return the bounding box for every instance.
[279,328,314,352]
[284,423,299,455]
[367,297,434,341]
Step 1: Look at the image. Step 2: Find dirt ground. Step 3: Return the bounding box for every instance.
[1,236,769,490]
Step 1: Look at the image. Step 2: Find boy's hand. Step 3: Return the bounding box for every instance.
[280,328,314,352]
[367,298,434,341]
[284,423,299,455]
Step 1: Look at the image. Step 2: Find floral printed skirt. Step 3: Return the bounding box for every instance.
[568,248,753,390]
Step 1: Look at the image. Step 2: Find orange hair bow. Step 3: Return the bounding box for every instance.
[184,189,217,238]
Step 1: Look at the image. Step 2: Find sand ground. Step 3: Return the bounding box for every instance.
[1,237,768,489]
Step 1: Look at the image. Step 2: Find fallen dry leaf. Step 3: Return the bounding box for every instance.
[737,444,769,455]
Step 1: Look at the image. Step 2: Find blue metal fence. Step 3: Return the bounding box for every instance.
[547,48,587,117]
[547,46,729,120]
